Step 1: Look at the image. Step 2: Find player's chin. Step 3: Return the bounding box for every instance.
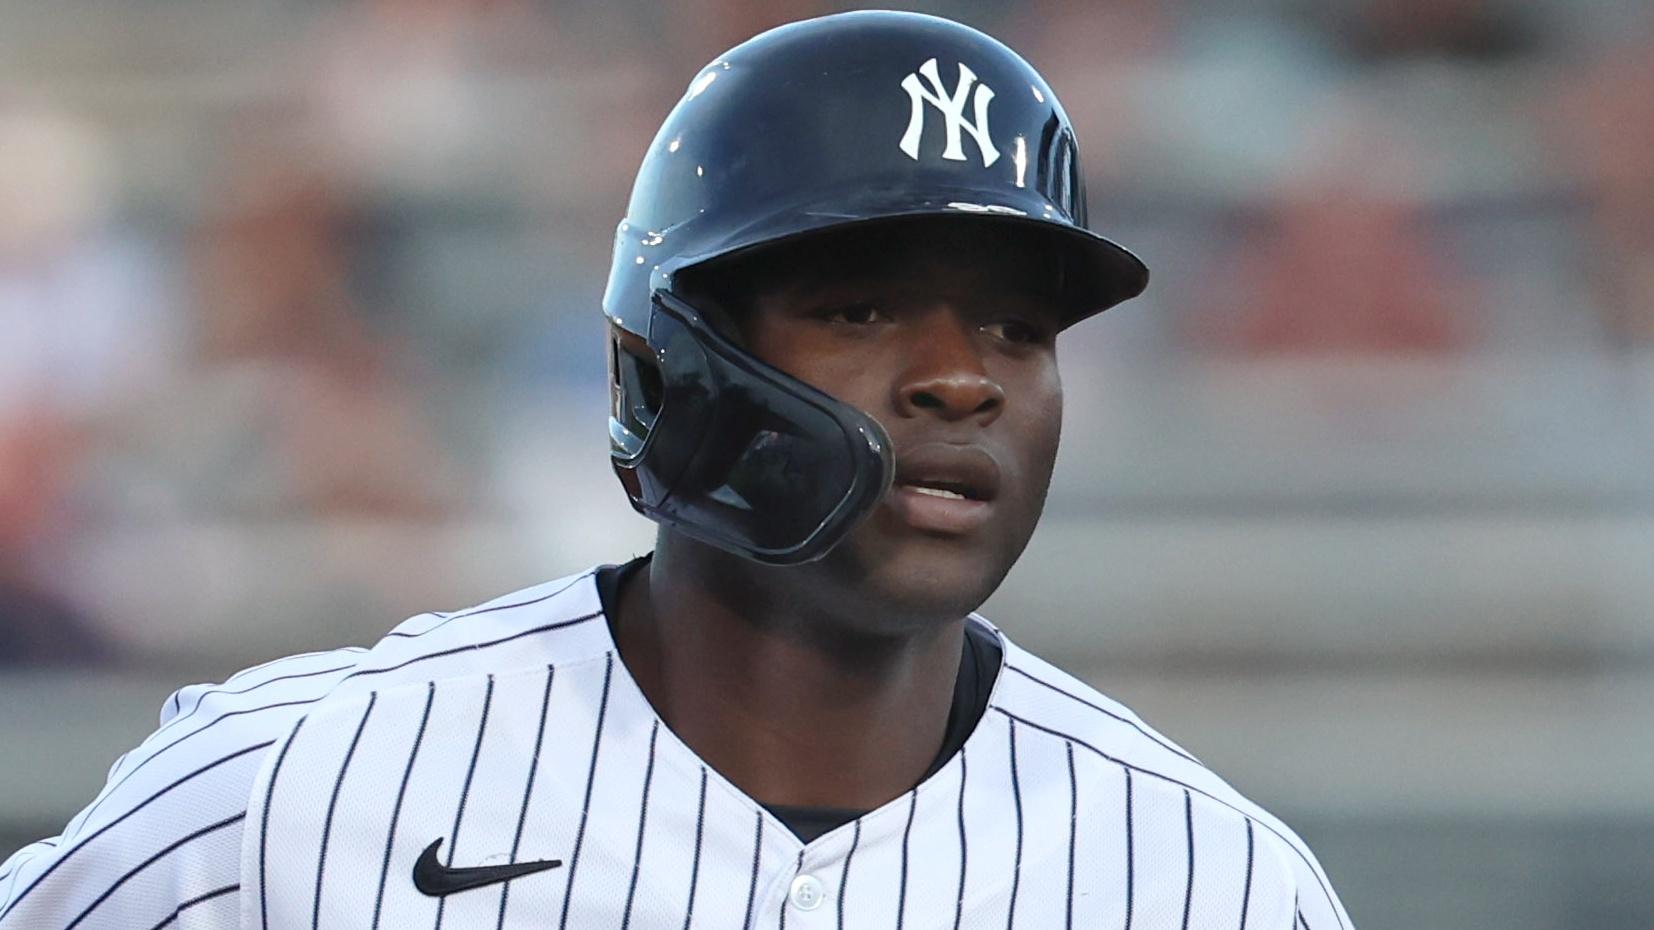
[838,505,1029,619]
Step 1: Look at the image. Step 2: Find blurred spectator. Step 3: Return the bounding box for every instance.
[661,0,833,73]
[0,109,175,665]
[1548,23,1654,345]
[176,133,461,519]
[290,0,641,377]
[1310,0,1539,63]
[1189,113,1477,356]
[1192,190,1472,355]
[1020,0,1176,66]
[42,130,483,644]
[296,0,577,203]
[0,413,108,666]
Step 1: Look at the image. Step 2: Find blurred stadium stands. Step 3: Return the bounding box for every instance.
[2,1,1652,926]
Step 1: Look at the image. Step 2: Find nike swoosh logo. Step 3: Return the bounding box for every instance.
[412,838,563,897]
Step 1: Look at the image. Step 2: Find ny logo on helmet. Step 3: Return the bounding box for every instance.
[899,58,999,168]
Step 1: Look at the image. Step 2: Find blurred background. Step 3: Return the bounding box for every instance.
[1,0,1651,926]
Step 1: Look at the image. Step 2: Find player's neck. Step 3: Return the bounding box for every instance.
[609,542,964,813]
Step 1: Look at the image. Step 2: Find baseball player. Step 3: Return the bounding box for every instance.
[0,11,1352,929]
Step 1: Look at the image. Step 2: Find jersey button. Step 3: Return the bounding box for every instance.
[789,874,826,911]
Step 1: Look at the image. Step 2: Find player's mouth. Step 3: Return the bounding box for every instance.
[889,442,1001,535]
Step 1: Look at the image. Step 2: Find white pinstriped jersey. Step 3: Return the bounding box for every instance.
[0,568,1351,929]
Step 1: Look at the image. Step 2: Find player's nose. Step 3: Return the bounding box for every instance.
[894,309,1005,425]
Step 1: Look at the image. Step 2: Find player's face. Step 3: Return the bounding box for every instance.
[721,222,1068,620]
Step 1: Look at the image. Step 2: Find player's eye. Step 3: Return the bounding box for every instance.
[818,302,888,325]
[982,318,1050,345]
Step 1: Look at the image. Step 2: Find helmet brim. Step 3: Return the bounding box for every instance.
[667,190,1149,329]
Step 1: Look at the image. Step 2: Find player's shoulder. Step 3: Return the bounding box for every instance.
[356,564,612,681]
[153,564,608,785]
[983,622,1204,771]
[0,566,613,928]
[983,621,1354,930]
[180,563,611,750]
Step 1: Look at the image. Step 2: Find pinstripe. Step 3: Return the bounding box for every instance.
[1006,666,1199,764]
[77,610,600,842]
[386,571,596,640]
[621,720,661,930]
[345,613,600,687]
[0,740,271,924]
[740,810,763,930]
[260,717,309,930]
[313,692,378,929]
[496,666,557,930]
[778,849,803,930]
[372,682,436,930]
[154,663,355,740]
[895,790,918,930]
[0,862,23,902]
[146,882,240,930]
[132,649,360,797]
[0,841,52,899]
[1124,769,1135,930]
[74,697,320,835]
[1065,742,1076,930]
[1005,720,1023,930]
[682,767,708,930]
[994,707,1347,930]
[558,653,616,930]
[836,818,861,930]
[952,747,969,930]
[1240,818,1255,930]
[434,675,496,930]
[64,811,244,930]
[1180,790,1195,930]
[224,647,365,687]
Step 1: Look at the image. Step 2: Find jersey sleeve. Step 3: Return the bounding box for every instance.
[0,732,264,930]
[0,649,360,930]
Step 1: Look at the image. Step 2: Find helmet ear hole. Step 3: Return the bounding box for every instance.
[612,324,664,413]
[635,352,664,412]
[610,326,667,460]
